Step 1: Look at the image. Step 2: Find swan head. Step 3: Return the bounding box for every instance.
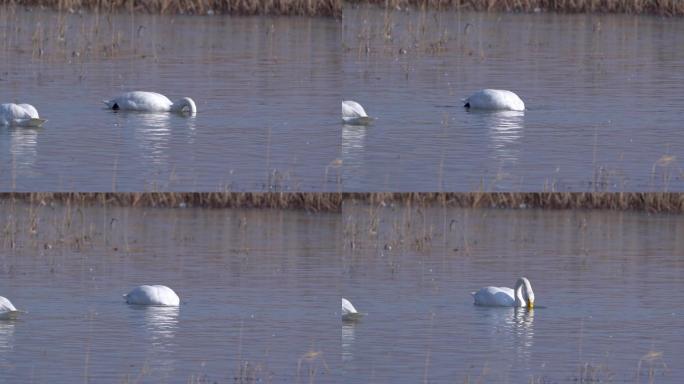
[515,277,534,309]
[173,97,197,116]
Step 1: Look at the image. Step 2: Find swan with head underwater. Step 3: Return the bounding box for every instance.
[0,296,23,320]
[342,298,363,321]
[472,277,535,309]
[464,89,525,112]
[342,101,373,125]
[104,91,197,116]
[125,285,180,306]
[0,103,46,127]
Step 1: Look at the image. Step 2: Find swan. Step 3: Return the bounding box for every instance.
[0,296,21,320]
[124,285,180,306]
[0,103,46,127]
[104,91,197,115]
[472,277,535,308]
[342,298,363,320]
[342,101,372,125]
[464,89,525,111]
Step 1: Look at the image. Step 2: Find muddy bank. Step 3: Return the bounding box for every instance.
[2,0,341,17]
[346,0,684,16]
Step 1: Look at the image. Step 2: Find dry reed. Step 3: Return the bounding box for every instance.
[1,0,341,17]
[348,0,684,16]
[3,193,684,213]
[346,192,684,213]
[0,192,344,212]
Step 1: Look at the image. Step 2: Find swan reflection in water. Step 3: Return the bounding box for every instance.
[130,113,173,167]
[129,305,179,378]
[0,321,15,370]
[476,306,535,362]
[485,110,525,165]
[467,110,524,165]
[341,321,357,363]
[6,126,40,176]
[341,124,367,187]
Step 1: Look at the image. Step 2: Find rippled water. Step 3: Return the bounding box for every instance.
[343,6,684,191]
[342,203,684,382]
[0,8,340,191]
[0,204,340,382]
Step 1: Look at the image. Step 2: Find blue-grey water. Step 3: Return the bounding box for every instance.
[0,203,340,382]
[0,7,340,191]
[343,6,684,191]
[342,203,684,382]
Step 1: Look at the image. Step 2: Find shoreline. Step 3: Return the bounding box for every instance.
[345,0,684,17]
[3,192,684,213]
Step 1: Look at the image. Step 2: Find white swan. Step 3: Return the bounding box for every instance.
[464,89,525,111]
[125,285,180,306]
[104,91,197,115]
[342,101,372,125]
[0,103,46,127]
[472,277,535,308]
[342,298,363,320]
[0,296,21,320]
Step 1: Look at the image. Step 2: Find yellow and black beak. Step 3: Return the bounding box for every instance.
[527,302,534,309]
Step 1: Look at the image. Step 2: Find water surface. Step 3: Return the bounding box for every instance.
[0,203,341,382]
[343,6,684,191]
[0,8,341,191]
[342,203,684,382]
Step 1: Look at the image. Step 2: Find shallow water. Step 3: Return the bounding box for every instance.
[0,203,340,382]
[342,203,684,382]
[0,8,340,191]
[343,6,684,191]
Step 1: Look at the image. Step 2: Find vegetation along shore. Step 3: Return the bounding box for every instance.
[1,0,342,17]
[346,0,684,16]
[3,192,684,213]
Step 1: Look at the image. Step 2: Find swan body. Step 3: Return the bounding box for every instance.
[104,91,197,115]
[0,103,46,127]
[342,298,363,320]
[125,285,180,306]
[342,101,372,125]
[0,296,20,320]
[464,89,525,111]
[472,277,535,308]
[342,298,358,315]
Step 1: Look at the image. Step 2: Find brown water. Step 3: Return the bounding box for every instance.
[342,202,684,382]
[0,202,341,382]
[0,7,341,191]
[343,6,684,191]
